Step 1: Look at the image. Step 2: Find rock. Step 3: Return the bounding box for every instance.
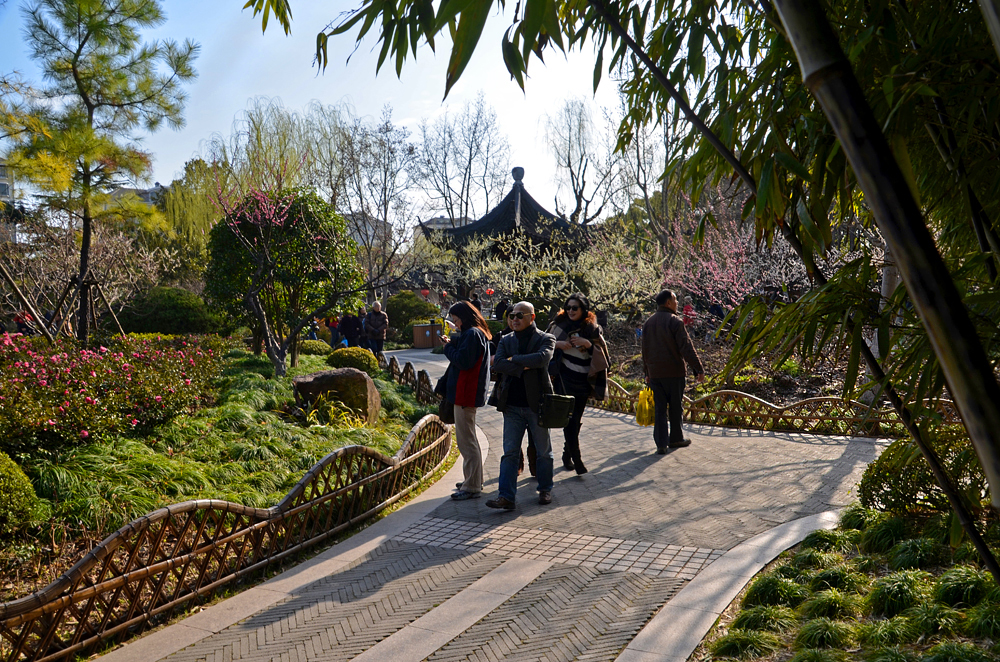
[292,368,381,423]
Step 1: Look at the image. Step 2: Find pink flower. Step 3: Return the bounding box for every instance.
[155,395,162,402]
[130,418,138,426]
[80,430,89,438]
[46,419,55,426]
[85,396,94,405]
[184,379,191,385]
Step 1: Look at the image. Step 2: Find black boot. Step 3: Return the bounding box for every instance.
[562,453,575,471]
[573,454,588,475]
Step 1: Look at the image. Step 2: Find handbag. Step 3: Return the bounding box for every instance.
[635,388,655,427]
[438,398,455,424]
[538,392,576,428]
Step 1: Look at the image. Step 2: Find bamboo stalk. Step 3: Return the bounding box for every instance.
[772,0,1000,575]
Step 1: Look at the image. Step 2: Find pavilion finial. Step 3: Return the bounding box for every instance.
[512,167,524,182]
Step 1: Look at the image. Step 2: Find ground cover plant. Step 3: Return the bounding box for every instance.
[0,339,434,602]
[700,503,1000,662]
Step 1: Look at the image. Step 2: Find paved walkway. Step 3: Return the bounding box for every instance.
[98,349,887,662]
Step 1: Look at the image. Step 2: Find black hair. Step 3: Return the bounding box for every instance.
[448,301,493,339]
[655,289,676,306]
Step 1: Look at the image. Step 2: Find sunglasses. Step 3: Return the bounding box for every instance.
[566,305,581,311]
[508,312,530,320]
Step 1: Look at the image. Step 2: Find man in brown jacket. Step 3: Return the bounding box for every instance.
[641,289,706,453]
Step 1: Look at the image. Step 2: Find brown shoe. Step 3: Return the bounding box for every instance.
[668,439,692,448]
[486,496,516,510]
[538,491,552,505]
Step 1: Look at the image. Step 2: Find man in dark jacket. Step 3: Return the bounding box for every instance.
[365,301,389,355]
[487,301,556,509]
[340,308,364,348]
[642,290,706,453]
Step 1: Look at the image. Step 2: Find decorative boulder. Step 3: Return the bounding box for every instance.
[292,368,381,423]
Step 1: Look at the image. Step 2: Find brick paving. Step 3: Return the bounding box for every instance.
[117,350,887,662]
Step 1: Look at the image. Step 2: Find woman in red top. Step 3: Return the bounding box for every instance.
[439,301,492,501]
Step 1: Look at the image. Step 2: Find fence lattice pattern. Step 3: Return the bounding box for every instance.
[0,359,449,662]
[591,379,964,438]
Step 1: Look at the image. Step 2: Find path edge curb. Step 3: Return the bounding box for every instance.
[616,510,841,662]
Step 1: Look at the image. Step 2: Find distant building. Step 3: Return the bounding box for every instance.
[109,182,166,207]
[343,212,393,249]
[0,160,16,243]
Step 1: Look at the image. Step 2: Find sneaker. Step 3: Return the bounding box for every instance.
[655,446,668,455]
[485,496,516,510]
[668,439,692,448]
[538,491,552,505]
[451,490,480,501]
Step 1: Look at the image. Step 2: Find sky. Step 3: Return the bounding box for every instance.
[0,0,621,218]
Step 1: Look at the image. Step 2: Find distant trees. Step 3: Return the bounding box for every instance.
[0,0,198,343]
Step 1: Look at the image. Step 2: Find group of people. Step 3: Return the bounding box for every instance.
[439,288,706,510]
[320,302,388,355]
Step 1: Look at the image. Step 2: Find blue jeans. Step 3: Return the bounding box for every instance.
[499,406,554,501]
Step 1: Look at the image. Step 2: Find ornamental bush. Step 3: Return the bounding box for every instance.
[326,347,380,377]
[299,340,333,355]
[0,333,233,458]
[0,450,35,536]
[385,291,439,334]
[118,286,222,335]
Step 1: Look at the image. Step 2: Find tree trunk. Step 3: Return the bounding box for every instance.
[77,189,92,345]
[772,0,1000,507]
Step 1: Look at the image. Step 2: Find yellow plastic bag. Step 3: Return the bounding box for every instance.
[635,388,655,427]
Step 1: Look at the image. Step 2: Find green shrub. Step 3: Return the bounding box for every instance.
[777,564,813,583]
[743,575,810,608]
[486,319,505,336]
[789,650,848,662]
[867,646,919,662]
[385,291,439,333]
[965,602,1000,639]
[810,566,866,592]
[921,641,994,662]
[889,539,948,570]
[731,605,798,633]
[858,617,917,647]
[935,566,992,608]
[326,347,380,377]
[841,503,880,531]
[709,629,781,659]
[794,618,855,649]
[299,340,333,355]
[803,529,859,553]
[793,549,843,570]
[868,571,932,617]
[862,517,911,554]
[905,602,963,638]
[859,434,987,515]
[853,555,883,574]
[799,589,863,619]
[0,451,35,536]
[119,286,222,335]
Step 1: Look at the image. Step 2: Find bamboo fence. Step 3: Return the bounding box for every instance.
[0,359,449,662]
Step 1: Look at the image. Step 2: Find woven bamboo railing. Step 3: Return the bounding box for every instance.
[590,379,964,438]
[0,359,449,662]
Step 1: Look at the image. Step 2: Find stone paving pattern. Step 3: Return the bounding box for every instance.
[150,351,887,661]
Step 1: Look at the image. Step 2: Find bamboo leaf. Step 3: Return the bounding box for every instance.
[843,316,863,396]
[593,47,603,92]
[775,151,811,180]
[755,158,774,218]
[878,314,890,359]
[444,1,492,98]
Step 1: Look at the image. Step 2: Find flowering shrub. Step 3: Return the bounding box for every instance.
[0,333,235,459]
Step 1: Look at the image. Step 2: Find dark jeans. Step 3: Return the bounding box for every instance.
[562,393,589,460]
[370,338,384,354]
[649,377,686,448]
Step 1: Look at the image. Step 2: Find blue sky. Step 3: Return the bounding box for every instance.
[0,0,619,215]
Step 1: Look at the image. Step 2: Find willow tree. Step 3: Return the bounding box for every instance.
[0,0,198,343]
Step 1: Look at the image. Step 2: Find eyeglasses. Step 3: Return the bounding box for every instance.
[566,305,581,311]
[508,312,529,320]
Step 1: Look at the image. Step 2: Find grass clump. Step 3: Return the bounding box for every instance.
[921,641,994,662]
[731,605,798,633]
[889,539,948,570]
[868,571,932,617]
[789,650,848,662]
[710,629,781,659]
[794,618,855,649]
[799,589,863,619]
[792,549,844,570]
[866,646,919,662]
[965,602,1000,639]
[841,504,880,531]
[905,602,963,638]
[858,617,917,647]
[803,529,860,554]
[810,566,867,592]
[862,517,911,554]
[853,555,884,573]
[935,566,991,608]
[744,575,810,608]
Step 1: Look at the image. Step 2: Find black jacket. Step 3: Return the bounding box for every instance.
[491,324,556,414]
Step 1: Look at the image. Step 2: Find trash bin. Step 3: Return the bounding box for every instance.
[412,324,443,348]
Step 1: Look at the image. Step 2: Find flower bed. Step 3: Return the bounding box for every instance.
[0,333,233,461]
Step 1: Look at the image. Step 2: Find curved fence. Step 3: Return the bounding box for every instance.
[0,359,449,662]
[590,379,964,438]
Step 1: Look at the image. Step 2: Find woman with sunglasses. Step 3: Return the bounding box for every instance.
[547,293,610,474]
[440,301,493,500]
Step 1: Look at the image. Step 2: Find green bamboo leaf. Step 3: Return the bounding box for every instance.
[521,0,546,57]
[593,48,603,93]
[755,158,774,218]
[436,0,477,31]
[502,28,526,89]
[774,151,811,180]
[542,0,564,51]
[444,1,492,98]
[878,314,890,359]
